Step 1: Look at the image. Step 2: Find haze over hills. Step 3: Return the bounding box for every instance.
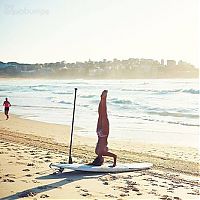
[0,58,198,79]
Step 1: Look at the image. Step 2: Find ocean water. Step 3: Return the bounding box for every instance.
[0,79,199,148]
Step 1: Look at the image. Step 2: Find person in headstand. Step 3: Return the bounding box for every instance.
[3,98,11,120]
[91,90,117,167]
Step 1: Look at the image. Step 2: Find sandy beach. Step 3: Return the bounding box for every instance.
[0,113,199,199]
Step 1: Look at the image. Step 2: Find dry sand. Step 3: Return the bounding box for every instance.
[0,113,199,199]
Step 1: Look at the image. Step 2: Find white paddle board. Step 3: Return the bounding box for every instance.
[50,162,153,173]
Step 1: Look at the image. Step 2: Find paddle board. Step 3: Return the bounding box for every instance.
[49,162,153,173]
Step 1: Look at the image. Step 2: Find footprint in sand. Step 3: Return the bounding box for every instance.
[105,194,117,198]
[159,184,166,188]
[167,187,174,193]
[80,188,92,196]
[40,194,50,198]
[21,180,29,183]
[2,178,15,182]
[45,155,52,159]
[32,180,40,183]
[148,189,158,195]
[46,151,51,155]
[80,192,91,197]
[5,174,16,178]
[124,175,134,179]
[160,195,177,200]
[22,169,30,171]
[27,163,35,166]
[34,155,40,158]
[120,193,129,197]
[36,172,45,175]
[81,189,89,192]
[162,181,167,184]
[29,150,37,154]
[131,187,140,192]
[126,180,137,185]
[152,183,158,186]
[174,197,182,200]
[25,174,32,177]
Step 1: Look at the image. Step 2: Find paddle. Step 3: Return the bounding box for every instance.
[68,88,77,164]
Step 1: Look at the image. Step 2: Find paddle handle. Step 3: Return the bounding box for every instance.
[69,88,77,164]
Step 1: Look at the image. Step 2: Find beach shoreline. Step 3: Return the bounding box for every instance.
[0,113,199,172]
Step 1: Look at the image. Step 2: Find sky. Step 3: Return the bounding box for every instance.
[0,0,199,67]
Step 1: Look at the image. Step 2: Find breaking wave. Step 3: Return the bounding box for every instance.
[80,95,96,98]
[53,92,73,95]
[57,100,72,105]
[121,88,199,94]
[110,98,132,105]
[147,111,199,119]
[114,114,199,127]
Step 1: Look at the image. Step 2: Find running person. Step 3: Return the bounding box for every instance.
[3,98,11,120]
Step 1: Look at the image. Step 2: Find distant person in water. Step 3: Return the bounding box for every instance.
[3,98,11,120]
[90,90,117,167]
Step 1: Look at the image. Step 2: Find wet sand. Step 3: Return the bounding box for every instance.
[0,113,199,199]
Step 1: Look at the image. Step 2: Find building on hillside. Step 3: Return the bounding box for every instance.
[161,59,164,66]
[167,60,176,67]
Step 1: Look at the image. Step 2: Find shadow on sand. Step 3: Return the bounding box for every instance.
[1,170,105,200]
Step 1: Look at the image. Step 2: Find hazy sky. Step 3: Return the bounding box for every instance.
[0,0,199,67]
